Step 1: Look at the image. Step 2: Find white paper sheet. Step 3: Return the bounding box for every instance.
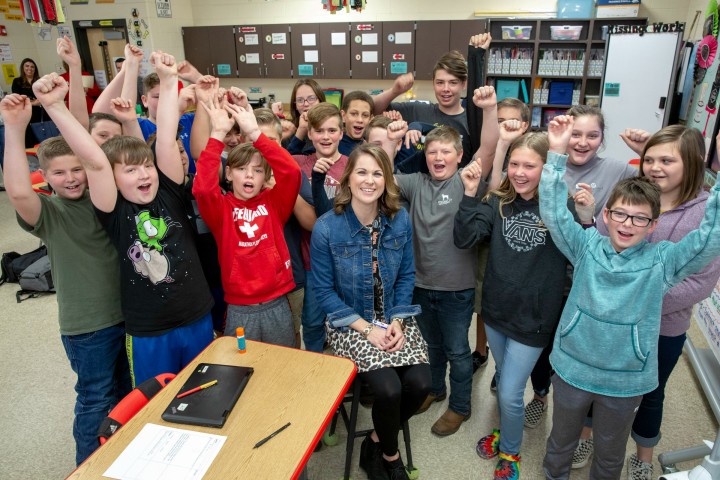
[103,423,226,480]
[331,32,346,46]
[246,53,260,64]
[395,32,412,44]
[271,33,286,45]
[361,33,378,46]
[244,34,259,46]
[304,50,319,63]
[362,51,378,63]
[301,33,316,46]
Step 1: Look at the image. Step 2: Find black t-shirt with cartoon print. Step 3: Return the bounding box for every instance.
[96,170,214,336]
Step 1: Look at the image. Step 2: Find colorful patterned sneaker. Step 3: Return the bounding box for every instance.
[476,428,500,459]
[571,436,594,469]
[627,453,654,480]
[523,398,547,428]
[494,452,520,480]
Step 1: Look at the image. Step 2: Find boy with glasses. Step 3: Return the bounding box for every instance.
[539,115,720,479]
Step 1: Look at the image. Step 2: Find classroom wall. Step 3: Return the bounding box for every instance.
[0,0,701,106]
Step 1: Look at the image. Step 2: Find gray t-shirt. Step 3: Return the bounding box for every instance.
[396,171,477,291]
[390,101,472,166]
[563,155,637,216]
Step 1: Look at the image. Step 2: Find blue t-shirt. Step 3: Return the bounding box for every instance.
[139,112,196,173]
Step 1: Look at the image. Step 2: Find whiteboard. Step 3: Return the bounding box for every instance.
[601,32,683,161]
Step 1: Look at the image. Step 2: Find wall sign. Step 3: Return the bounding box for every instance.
[155,0,171,18]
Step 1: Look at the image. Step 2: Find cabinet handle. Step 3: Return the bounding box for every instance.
[259,67,262,76]
[322,67,325,77]
[212,65,216,76]
[265,66,268,76]
[376,67,379,77]
[383,66,387,78]
[206,67,210,75]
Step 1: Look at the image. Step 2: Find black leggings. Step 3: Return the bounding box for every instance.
[358,363,431,456]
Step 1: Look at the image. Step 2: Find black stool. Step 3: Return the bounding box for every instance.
[323,379,419,479]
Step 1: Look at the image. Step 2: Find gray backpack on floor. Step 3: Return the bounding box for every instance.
[0,245,55,302]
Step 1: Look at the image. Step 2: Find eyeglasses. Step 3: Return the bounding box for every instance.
[607,210,653,227]
[295,95,318,105]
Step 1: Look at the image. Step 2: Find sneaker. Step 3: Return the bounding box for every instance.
[476,428,500,459]
[627,453,654,480]
[472,346,489,373]
[431,408,470,436]
[415,392,446,414]
[571,437,594,469]
[359,435,390,480]
[494,452,520,480]
[523,398,547,428]
[384,455,409,480]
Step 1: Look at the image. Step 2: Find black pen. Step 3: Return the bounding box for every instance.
[253,422,291,449]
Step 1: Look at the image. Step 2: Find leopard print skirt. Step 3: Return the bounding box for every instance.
[326,318,429,373]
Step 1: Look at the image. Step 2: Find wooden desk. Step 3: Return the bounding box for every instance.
[67,338,356,480]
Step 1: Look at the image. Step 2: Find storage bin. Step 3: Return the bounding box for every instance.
[550,25,583,40]
[557,0,595,18]
[501,25,533,40]
[549,80,575,105]
[596,0,641,18]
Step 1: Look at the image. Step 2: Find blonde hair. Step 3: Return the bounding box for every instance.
[485,132,548,216]
[101,135,154,167]
[37,136,74,170]
[307,102,342,130]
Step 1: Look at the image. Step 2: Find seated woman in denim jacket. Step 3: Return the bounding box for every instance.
[310,144,431,480]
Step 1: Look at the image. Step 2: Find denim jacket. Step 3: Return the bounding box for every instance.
[310,204,420,329]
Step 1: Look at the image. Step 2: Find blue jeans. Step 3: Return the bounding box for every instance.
[485,324,543,455]
[61,323,132,465]
[413,287,474,416]
[631,333,686,447]
[302,273,326,353]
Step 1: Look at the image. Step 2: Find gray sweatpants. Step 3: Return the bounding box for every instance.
[224,296,295,348]
[543,374,642,480]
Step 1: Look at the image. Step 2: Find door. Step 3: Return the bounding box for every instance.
[236,25,264,78]
[319,23,350,79]
[350,22,382,79]
[415,21,450,80]
[381,21,414,79]
[261,24,292,78]
[601,31,682,160]
[181,26,211,75]
[207,26,237,78]
[291,24,320,78]
[85,27,126,86]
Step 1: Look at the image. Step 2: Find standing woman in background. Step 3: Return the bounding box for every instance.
[12,58,41,147]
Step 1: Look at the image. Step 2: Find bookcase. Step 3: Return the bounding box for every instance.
[484,17,647,129]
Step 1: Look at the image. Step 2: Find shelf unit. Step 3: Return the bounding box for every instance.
[484,17,647,128]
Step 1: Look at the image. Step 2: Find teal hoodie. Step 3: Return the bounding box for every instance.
[539,152,720,397]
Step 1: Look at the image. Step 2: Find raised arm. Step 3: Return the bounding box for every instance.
[1,94,41,225]
[467,33,491,156]
[453,157,493,249]
[152,51,184,184]
[538,115,589,264]
[620,128,651,156]
[487,119,524,190]
[471,85,499,168]
[120,44,144,108]
[372,73,414,115]
[110,97,143,140]
[57,36,88,129]
[177,60,203,85]
[189,76,219,160]
[92,46,129,114]
[34,74,117,212]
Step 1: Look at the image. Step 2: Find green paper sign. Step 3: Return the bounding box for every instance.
[604,82,620,96]
[390,62,407,75]
[217,64,231,76]
[298,64,313,76]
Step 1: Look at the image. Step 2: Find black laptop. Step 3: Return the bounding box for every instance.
[162,363,254,428]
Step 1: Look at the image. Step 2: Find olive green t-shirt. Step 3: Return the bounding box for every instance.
[17,193,123,335]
